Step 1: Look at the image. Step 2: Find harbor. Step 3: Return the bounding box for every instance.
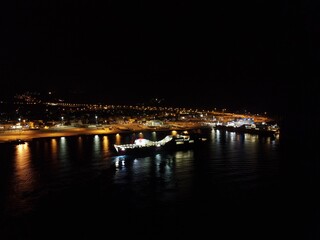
[0,122,212,144]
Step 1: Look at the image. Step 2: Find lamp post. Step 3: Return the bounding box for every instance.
[95,115,98,125]
[18,118,22,135]
[61,116,64,126]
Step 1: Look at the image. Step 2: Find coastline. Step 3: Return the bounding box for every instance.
[0,122,210,143]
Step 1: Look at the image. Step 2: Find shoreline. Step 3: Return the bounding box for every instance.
[0,122,210,143]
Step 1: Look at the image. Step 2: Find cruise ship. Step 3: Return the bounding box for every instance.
[113,133,207,155]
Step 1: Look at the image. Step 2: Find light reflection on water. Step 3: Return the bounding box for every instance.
[5,143,37,215]
[58,136,68,161]
[14,143,33,193]
[0,130,285,238]
[51,138,58,161]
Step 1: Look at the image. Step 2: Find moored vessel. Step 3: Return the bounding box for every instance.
[114,133,207,155]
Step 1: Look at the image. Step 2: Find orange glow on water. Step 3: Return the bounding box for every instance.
[115,133,121,145]
[51,138,58,160]
[14,143,35,193]
[103,136,109,151]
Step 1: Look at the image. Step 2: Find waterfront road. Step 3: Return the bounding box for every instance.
[0,122,209,143]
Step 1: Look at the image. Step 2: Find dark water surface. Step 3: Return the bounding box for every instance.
[0,130,314,239]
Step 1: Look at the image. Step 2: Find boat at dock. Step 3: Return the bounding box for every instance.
[113,133,207,155]
[214,123,280,136]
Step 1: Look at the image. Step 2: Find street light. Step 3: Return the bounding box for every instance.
[61,116,64,125]
[17,118,22,134]
[95,115,98,125]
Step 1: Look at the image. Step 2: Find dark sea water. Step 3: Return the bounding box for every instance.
[0,129,316,239]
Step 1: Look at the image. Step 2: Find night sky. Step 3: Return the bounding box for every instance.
[0,1,318,115]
